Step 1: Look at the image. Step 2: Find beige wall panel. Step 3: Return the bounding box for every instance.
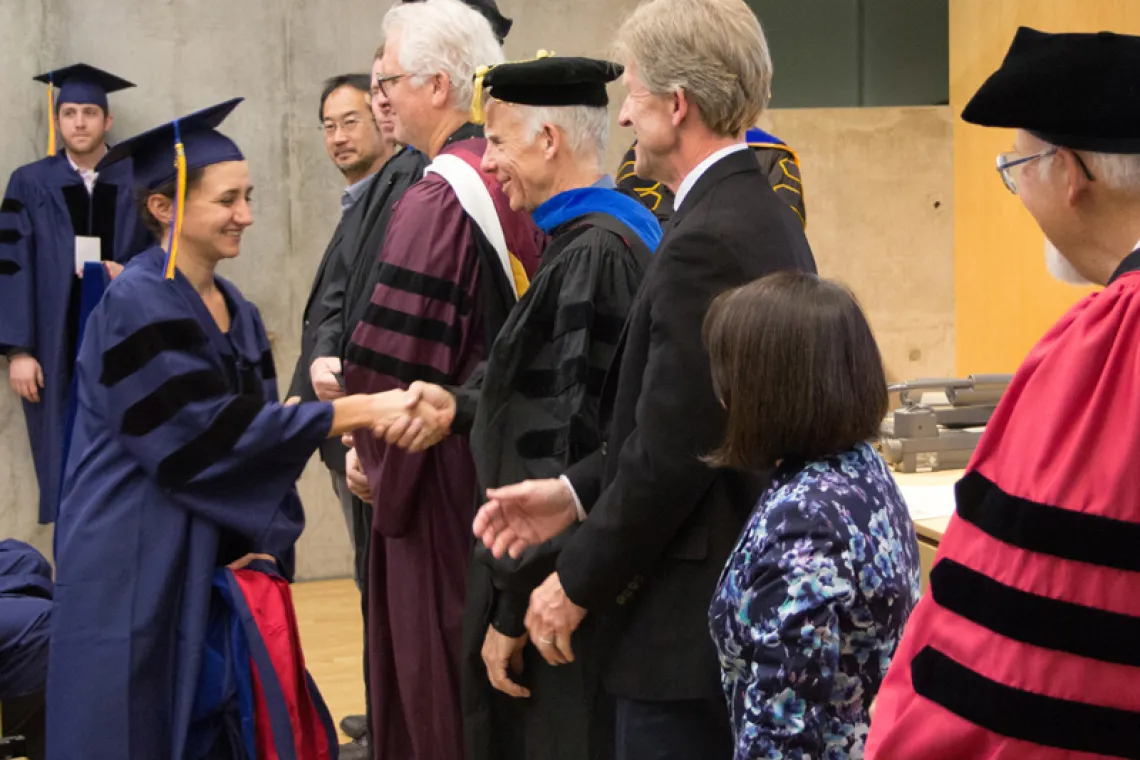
[765,106,955,384]
[951,0,1140,373]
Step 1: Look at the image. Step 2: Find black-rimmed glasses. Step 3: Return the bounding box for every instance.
[374,73,407,99]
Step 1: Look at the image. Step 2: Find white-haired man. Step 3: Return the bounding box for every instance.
[380,56,662,760]
[868,27,1140,760]
[338,1,543,758]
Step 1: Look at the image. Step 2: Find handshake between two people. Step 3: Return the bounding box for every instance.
[309,356,457,453]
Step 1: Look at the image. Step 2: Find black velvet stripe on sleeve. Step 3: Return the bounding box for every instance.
[0,230,22,244]
[376,262,473,315]
[100,319,208,387]
[515,420,601,462]
[0,198,23,214]
[343,343,451,386]
[911,646,1140,757]
[156,394,265,487]
[956,471,1140,572]
[553,302,626,346]
[359,303,460,348]
[930,559,1140,667]
[0,260,19,275]
[121,370,230,437]
[515,356,608,400]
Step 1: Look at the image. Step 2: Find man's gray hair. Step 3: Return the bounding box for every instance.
[521,104,610,168]
[382,0,505,111]
[1040,145,1140,194]
[614,0,771,137]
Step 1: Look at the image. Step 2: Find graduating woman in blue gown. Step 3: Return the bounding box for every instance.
[45,99,428,760]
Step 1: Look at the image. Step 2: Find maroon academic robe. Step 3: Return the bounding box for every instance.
[343,125,543,760]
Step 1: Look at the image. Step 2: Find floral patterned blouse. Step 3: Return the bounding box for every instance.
[709,443,921,759]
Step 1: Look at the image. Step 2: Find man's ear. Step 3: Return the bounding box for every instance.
[542,123,559,158]
[672,88,690,128]
[1064,149,1093,208]
[431,72,452,108]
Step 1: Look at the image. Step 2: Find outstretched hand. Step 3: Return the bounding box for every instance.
[473,479,579,559]
[376,381,457,453]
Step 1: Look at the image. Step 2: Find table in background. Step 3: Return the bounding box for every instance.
[891,468,962,594]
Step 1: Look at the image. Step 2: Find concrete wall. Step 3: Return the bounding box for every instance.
[0,1,953,580]
[0,0,646,579]
[763,107,955,385]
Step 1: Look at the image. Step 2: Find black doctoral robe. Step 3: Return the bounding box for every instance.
[457,209,655,760]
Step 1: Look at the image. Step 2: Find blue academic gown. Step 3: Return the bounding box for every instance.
[45,246,334,760]
[0,151,153,524]
[0,539,52,701]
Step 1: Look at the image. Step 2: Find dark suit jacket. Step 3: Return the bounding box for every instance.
[312,147,428,365]
[289,147,427,472]
[558,148,817,701]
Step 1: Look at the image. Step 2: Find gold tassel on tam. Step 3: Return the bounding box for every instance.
[470,49,556,124]
[471,64,491,125]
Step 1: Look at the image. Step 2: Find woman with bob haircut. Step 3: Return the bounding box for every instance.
[704,270,920,759]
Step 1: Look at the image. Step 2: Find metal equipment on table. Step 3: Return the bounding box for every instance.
[878,374,1013,473]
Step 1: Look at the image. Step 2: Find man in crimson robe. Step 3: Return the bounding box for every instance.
[340,1,543,758]
[867,27,1140,759]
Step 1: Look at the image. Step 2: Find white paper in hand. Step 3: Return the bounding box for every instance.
[75,236,101,276]
[898,483,958,522]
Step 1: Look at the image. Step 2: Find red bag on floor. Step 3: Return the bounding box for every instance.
[227,564,338,760]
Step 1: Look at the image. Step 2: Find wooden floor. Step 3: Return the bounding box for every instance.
[293,578,366,743]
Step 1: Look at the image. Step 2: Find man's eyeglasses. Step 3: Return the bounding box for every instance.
[321,115,364,135]
[996,148,1095,194]
[374,73,407,99]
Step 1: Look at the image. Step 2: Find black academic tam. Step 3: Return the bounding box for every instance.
[483,56,623,108]
[962,26,1140,153]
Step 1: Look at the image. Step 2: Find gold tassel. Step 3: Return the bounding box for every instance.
[471,65,491,125]
[164,142,188,280]
[47,84,56,157]
[470,50,556,125]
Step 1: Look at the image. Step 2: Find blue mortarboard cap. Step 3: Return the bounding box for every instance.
[33,64,134,111]
[98,98,245,189]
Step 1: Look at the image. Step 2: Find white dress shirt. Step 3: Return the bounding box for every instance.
[672,143,751,212]
[67,153,98,194]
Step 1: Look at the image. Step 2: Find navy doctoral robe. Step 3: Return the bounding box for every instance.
[46,246,333,760]
[0,151,152,524]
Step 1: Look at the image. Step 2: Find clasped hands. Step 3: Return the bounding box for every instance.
[482,572,588,699]
[371,380,458,453]
[472,478,590,689]
[340,382,455,501]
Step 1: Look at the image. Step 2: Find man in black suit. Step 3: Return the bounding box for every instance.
[287,71,425,759]
[468,0,817,756]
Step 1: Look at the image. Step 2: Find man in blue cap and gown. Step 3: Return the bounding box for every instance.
[0,63,151,525]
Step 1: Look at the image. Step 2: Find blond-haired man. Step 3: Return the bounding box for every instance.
[473,0,817,756]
